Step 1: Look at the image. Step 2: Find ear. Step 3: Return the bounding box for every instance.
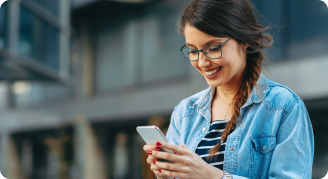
[241,43,249,50]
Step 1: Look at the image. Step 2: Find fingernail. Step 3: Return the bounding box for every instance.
[153,161,156,165]
[159,169,162,173]
[156,142,162,145]
[148,151,152,155]
[155,146,161,150]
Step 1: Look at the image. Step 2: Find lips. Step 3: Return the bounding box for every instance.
[204,67,222,75]
[203,66,222,79]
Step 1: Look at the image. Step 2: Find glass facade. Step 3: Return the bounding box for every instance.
[95,0,187,92]
[0,0,70,111]
[140,6,187,84]
[95,0,328,92]
[43,23,60,71]
[0,1,8,49]
[28,0,59,17]
[252,0,328,61]
[19,5,60,71]
[287,0,328,58]
[96,15,137,91]
[251,0,285,61]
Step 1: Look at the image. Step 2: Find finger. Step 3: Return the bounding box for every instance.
[154,170,166,178]
[179,143,188,149]
[143,144,162,153]
[154,160,187,173]
[147,155,158,165]
[160,168,185,178]
[151,150,185,164]
[156,141,190,155]
[150,163,167,178]
[150,165,166,178]
[150,163,161,170]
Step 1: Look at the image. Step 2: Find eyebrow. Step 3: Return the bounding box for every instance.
[185,38,224,48]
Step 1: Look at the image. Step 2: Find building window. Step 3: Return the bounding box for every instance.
[140,6,188,84]
[27,0,59,17]
[287,0,328,58]
[95,16,136,91]
[0,2,8,49]
[0,0,69,82]
[94,1,188,93]
[252,0,328,61]
[19,6,60,71]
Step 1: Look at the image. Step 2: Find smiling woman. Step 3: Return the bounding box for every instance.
[143,0,314,179]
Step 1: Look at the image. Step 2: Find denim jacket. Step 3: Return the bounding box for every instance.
[166,74,314,179]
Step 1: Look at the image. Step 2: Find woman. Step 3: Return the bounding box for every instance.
[143,0,314,178]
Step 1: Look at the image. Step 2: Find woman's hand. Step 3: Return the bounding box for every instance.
[143,144,169,179]
[149,142,224,179]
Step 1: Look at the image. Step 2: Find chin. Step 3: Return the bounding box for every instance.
[202,73,226,87]
[206,81,222,87]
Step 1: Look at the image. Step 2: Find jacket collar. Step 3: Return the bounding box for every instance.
[192,73,270,110]
[246,73,270,104]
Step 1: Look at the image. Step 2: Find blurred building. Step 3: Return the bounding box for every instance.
[0,0,327,179]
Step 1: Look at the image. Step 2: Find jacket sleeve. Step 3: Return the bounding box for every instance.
[268,99,314,178]
[163,105,181,179]
[166,104,181,146]
[231,174,249,179]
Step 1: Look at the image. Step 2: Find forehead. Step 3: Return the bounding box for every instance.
[184,24,223,47]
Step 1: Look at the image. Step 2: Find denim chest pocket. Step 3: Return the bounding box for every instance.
[250,135,276,179]
[251,135,276,153]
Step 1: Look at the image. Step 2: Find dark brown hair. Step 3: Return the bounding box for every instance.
[179,0,273,159]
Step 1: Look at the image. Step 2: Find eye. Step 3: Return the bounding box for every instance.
[209,46,221,52]
[188,50,198,54]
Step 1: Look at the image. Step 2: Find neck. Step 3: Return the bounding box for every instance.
[216,74,245,102]
[216,64,247,102]
[216,88,237,104]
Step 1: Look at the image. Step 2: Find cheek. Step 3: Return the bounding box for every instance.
[222,47,245,71]
[219,59,230,67]
[226,58,246,78]
[226,59,241,72]
[218,58,232,72]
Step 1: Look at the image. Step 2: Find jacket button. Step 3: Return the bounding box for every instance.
[240,123,242,126]
[263,145,266,150]
[201,107,205,110]
[202,127,206,132]
[230,147,235,151]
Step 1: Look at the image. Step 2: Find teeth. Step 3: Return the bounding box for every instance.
[205,67,221,75]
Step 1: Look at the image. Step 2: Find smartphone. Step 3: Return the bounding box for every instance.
[136,125,174,154]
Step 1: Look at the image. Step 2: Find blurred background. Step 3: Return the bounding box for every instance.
[0,0,327,178]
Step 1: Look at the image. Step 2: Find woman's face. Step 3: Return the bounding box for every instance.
[184,24,248,88]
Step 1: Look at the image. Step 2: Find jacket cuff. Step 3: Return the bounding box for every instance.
[231,174,249,179]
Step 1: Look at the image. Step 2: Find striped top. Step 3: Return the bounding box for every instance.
[195,119,230,170]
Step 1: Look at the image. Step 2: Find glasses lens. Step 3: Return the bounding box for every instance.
[181,49,198,61]
[204,46,222,59]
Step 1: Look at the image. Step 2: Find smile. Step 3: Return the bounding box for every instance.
[204,67,222,75]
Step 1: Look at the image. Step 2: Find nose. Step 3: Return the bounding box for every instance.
[197,51,211,68]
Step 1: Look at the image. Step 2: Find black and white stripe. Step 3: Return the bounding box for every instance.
[195,119,230,170]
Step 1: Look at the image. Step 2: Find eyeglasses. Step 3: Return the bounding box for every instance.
[180,37,232,61]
